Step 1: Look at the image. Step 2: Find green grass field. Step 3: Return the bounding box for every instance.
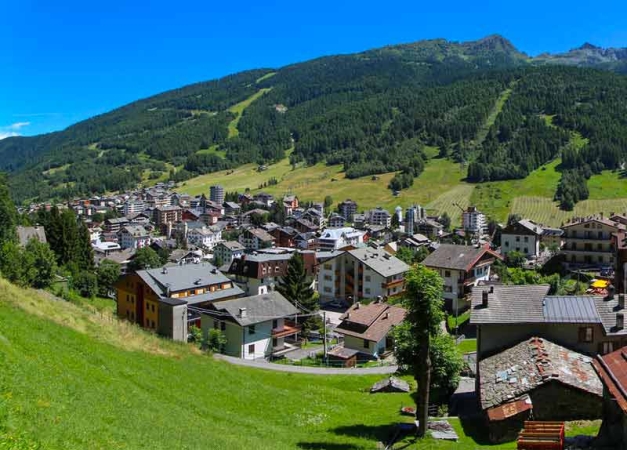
[0,279,601,449]
[227,88,272,138]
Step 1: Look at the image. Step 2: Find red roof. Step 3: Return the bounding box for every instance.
[593,347,627,413]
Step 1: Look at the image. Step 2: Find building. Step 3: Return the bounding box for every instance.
[226,252,316,295]
[366,207,392,227]
[123,200,145,216]
[200,291,300,359]
[117,225,151,250]
[253,193,274,208]
[317,247,409,302]
[501,219,544,258]
[16,225,47,247]
[270,226,298,248]
[282,195,299,216]
[399,233,430,252]
[417,218,443,239]
[541,226,564,250]
[213,241,246,266]
[154,206,183,231]
[238,228,275,250]
[338,199,358,223]
[470,284,627,360]
[223,201,240,216]
[115,263,244,340]
[479,337,602,443]
[462,206,487,235]
[335,301,406,357]
[561,216,624,267]
[328,213,345,228]
[209,185,225,205]
[404,205,426,235]
[104,217,129,234]
[187,226,222,250]
[614,231,627,293]
[592,346,627,448]
[422,244,501,312]
[317,227,365,251]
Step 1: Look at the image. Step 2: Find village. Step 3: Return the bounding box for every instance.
[13,181,627,448]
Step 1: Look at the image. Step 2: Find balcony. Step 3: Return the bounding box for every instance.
[382,278,405,289]
[272,322,302,339]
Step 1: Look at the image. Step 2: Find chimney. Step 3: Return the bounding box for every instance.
[239,307,247,318]
[482,290,489,308]
[617,313,624,330]
[384,312,389,319]
[619,294,625,309]
[607,285,616,300]
[211,268,217,274]
[162,267,168,274]
[354,302,360,310]
[489,285,494,294]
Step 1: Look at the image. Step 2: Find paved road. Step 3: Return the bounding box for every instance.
[214,354,398,375]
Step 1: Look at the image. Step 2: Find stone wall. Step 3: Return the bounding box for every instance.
[531,381,602,420]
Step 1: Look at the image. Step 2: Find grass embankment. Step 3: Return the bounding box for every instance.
[227,88,272,138]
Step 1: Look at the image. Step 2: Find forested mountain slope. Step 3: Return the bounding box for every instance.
[3,34,627,206]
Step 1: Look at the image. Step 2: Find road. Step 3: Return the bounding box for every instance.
[214,354,398,375]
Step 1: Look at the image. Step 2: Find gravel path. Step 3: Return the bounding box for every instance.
[214,354,398,375]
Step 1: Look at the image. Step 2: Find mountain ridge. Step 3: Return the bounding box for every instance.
[3,34,627,204]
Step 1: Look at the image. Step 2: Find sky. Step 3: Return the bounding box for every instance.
[2,0,627,138]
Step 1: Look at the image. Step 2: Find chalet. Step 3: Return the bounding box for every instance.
[561,216,625,268]
[213,241,246,266]
[422,244,501,312]
[115,263,244,340]
[104,217,129,233]
[593,346,627,448]
[400,233,430,252]
[223,201,241,216]
[282,195,299,216]
[226,252,316,295]
[238,228,275,250]
[479,337,602,443]
[294,218,319,234]
[501,219,544,258]
[416,218,444,239]
[200,291,300,359]
[294,232,317,250]
[335,301,406,357]
[470,284,627,360]
[16,225,47,247]
[187,226,222,250]
[253,192,274,208]
[328,213,346,228]
[317,247,409,302]
[270,226,298,248]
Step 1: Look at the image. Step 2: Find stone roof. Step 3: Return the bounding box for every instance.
[423,244,500,271]
[479,337,602,411]
[136,263,237,296]
[16,226,47,246]
[336,302,406,343]
[207,291,298,327]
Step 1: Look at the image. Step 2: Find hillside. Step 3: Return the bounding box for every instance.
[3,34,627,215]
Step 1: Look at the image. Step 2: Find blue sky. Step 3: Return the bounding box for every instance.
[2,0,627,138]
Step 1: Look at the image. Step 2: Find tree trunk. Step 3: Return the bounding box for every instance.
[415,333,431,438]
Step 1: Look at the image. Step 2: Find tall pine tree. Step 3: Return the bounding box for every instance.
[0,173,16,245]
[276,252,319,334]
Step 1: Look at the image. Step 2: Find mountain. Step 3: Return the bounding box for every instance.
[2,35,627,206]
[535,42,627,73]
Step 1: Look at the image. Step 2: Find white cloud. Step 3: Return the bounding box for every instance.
[0,121,31,139]
[0,131,19,140]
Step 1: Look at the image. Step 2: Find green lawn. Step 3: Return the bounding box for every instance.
[457,339,477,355]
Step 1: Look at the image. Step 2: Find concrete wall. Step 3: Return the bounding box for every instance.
[157,303,188,342]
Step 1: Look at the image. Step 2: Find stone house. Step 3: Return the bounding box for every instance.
[479,337,602,443]
[593,346,627,448]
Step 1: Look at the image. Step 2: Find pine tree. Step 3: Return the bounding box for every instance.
[0,173,16,245]
[76,221,94,271]
[276,253,319,334]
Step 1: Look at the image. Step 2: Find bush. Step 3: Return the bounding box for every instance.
[205,329,227,353]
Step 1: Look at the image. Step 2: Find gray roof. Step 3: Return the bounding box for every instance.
[208,291,298,326]
[543,296,601,323]
[479,337,601,410]
[16,226,47,246]
[136,263,235,295]
[218,241,246,251]
[422,244,496,271]
[470,284,552,324]
[120,225,149,237]
[345,247,409,277]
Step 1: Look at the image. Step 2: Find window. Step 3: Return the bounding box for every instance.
[248,344,255,355]
[249,325,256,335]
[272,338,278,347]
[272,319,278,329]
[524,237,528,243]
[505,241,509,247]
[515,236,520,242]
[524,248,528,254]
[363,339,369,349]
[444,270,451,278]
[220,321,226,331]
[213,320,219,329]
[598,231,603,239]
[323,287,332,293]
[578,326,594,343]
[365,288,371,295]
[602,341,614,355]
[324,275,332,281]
[324,264,332,270]
[365,275,371,282]
[443,286,453,293]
